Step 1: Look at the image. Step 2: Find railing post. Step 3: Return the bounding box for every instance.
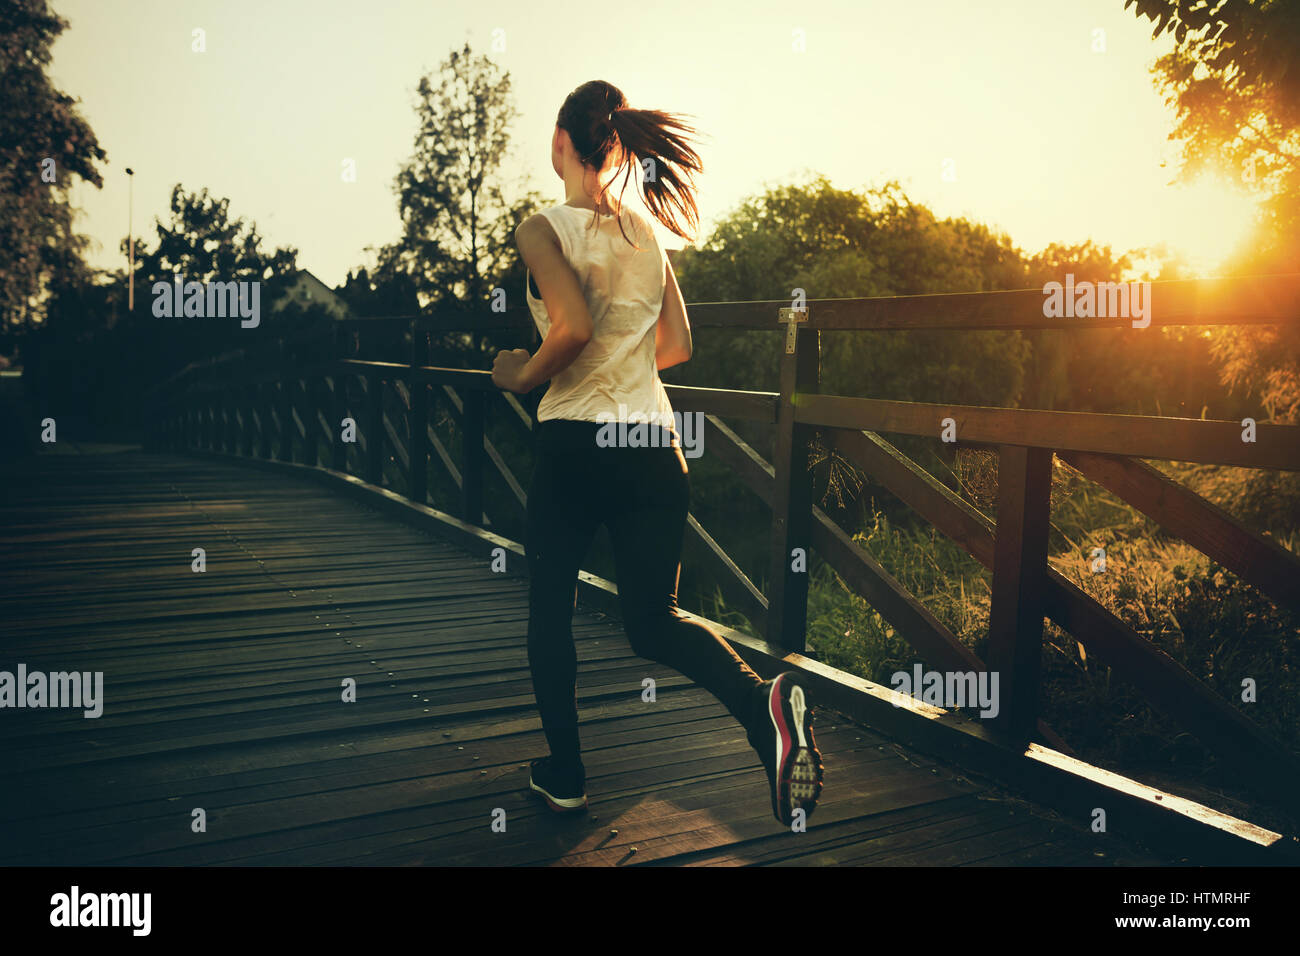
[279,338,294,462]
[214,371,226,451]
[223,382,234,452]
[367,371,383,485]
[331,325,348,472]
[332,372,348,473]
[232,384,242,455]
[768,306,819,651]
[258,377,272,460]
[241,367,255,457]
[207,379,218,450]
[216,391,225,452]
[300,368,318,467]
[229,378,239,453]
[986,444,1054,744]
[409,320,429,504]
[309,329,326,467]
[462,388,485,525]
[315,373,331,467]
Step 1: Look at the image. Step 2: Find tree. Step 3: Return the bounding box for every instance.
[386,43,544,358]
[1022,241,1235,418]
[1127,0,1297,220]
[672,175,1030,408]
[1022,242,1131,411]
[133,184,298,290]
[126,184,300,363]
[339,261,419,320]
[22,184,303,440]
[0,0,107,331]
[1126,0,1300,421]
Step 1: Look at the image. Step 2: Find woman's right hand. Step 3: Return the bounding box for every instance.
[491,348,532,393]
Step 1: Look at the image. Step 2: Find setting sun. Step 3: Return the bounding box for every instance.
[1164,174,1262,274]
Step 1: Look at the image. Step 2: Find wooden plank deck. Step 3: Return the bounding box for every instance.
[0,449,1164,866]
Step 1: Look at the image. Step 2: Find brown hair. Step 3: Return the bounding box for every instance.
[556,80,703,247]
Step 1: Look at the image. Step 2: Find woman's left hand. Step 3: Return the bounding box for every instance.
[491,348,532,393]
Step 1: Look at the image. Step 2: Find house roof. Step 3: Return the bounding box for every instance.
[273,269,350,318]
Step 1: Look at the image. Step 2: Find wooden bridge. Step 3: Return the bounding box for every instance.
[3,274,1299,866]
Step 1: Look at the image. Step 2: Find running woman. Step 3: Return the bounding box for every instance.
[490,80,823,827]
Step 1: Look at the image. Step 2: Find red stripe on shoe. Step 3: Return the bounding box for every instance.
[770,675,794,812]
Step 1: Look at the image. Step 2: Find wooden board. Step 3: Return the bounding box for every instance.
[0,449,1164,866]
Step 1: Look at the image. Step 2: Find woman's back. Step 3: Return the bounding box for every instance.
[525,202,675,430]
[513,80,823,828]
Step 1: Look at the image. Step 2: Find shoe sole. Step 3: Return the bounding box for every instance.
[767,675,824,822]
[529,776,589,813]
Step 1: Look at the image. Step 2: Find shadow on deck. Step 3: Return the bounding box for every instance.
[0,449,1163,866]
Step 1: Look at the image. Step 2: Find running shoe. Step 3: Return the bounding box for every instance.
[747,673,825,825]
[528,756,588,813]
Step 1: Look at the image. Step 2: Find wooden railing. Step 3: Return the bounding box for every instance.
[146,273,1300,814]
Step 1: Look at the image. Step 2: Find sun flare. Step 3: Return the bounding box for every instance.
[1163,174,1262,275]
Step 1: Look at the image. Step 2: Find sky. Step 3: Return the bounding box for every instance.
[52,0,1261,290]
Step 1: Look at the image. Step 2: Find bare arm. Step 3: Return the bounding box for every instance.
[511,215,594,392]
[655,255,692,371]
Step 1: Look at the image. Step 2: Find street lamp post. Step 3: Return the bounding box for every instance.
[125,167,135,311]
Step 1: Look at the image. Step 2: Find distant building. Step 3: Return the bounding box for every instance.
[271,270,350,320]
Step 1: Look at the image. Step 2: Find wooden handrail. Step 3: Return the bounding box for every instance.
[685,273,1300,331]
[146,273,1300,818]
[793,394,1300,471]
[321,272,1300,332]
[145,271,1300,400]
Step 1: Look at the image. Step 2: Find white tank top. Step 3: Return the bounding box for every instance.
[525,202,677,435]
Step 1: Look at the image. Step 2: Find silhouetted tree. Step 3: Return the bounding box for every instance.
[0,0,107,331]
[384,43,544,359]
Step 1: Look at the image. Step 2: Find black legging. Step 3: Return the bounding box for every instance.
[525,418,763,769]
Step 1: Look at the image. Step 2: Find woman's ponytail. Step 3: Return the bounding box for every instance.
[557,81,703,246]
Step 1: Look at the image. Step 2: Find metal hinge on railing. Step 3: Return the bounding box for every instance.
[778,307,808,354]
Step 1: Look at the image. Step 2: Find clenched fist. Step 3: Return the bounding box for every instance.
[491,348,532,393]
